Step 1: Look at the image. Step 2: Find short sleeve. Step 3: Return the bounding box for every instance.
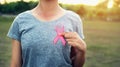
[76,16,85,39]
[73,14,85,39]
[7,16,21,42]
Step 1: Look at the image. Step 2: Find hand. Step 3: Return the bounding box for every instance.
[61,32,86,54]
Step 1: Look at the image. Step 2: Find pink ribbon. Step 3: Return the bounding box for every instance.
[53,25,66,46]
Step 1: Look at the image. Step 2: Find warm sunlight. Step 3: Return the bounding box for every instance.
[0,0,18,4]
[0,0,100,6]
[107,0,114,8]
[0,0,5,4]
[59,0,99,6]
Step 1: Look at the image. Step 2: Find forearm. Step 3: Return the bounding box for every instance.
[10,39,22,67]
[71,46,86,67]
[62,32,86,67]
[10,56,22,67]
[10,61,22,67]
[72,52,85,67]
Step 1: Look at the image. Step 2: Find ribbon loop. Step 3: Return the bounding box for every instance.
[53,25,66,46]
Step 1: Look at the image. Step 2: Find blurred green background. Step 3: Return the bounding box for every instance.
[0,0,120,67]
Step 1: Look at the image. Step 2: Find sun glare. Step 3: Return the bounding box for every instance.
[107,0,114,8]
[0,0,4,4]
[59,0,99,6]
[0,0,100,6]
[0,0,18,4]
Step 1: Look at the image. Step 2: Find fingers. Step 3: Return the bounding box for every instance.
[61,32,80,47]
[66,39,79,43]
[61,32,78,39]
[66,39,79,48]
[68,41,86,54]
[61,32,86,53]
[67,41,77,47]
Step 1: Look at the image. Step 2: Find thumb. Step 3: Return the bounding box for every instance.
[59,32,66,36]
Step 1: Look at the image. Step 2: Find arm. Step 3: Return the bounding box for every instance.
[70,46,86,67]
[61,32,86,67]
[10,39,22,67]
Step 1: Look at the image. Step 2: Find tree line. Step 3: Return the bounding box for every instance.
[0,1,120,21]
[0,1,37,14]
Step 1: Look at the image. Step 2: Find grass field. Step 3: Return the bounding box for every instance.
[0,16,120,67]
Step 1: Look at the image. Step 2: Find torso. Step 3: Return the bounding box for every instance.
[13,10,83,67]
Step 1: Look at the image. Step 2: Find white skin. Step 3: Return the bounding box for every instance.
[11,0,86,67]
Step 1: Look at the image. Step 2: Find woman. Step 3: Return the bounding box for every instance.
[7,0,86,67]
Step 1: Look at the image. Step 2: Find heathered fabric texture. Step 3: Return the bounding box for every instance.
[7,10,84,67]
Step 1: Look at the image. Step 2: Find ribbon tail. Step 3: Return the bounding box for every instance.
[60,36,66,46]
[53,36,59,45]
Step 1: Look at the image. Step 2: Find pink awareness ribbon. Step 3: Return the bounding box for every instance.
[53,25,66,46]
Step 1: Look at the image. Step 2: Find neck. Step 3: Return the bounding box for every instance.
[37,0,60,13]
[31,0,65,22]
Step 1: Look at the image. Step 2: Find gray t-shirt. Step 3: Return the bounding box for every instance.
[7,10,84,67]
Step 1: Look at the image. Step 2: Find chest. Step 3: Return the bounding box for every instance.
[19,19,74,48]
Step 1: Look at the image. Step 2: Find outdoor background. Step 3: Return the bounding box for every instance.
[0,0,120,67]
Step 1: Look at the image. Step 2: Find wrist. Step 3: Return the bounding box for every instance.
[76,41,86,55]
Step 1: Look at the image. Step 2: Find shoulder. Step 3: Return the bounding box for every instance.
[65,10,82,24]
[65,10,82,22]
[65,10,81,19]
[14,10,32,22]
